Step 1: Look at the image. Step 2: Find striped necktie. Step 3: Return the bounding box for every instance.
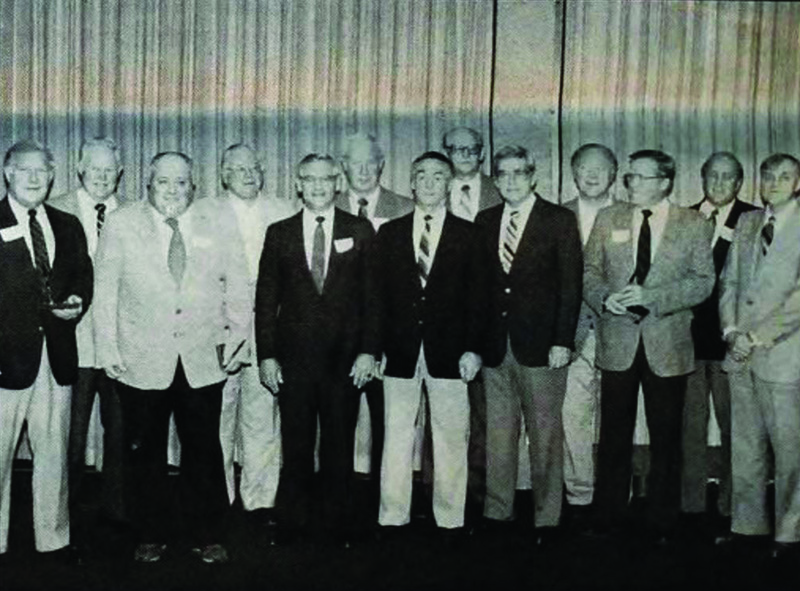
[95,202,107,235]
[500,210,520,274]
[418,214,433,287]
[28,209,52,302]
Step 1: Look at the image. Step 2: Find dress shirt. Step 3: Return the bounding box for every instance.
[76,187,119,258]
[6,196,55,267]
[631,197,670,263]
[302,206,335,278]
[347,187,381,220]
[412,204,447,265]
[229,193,270,280]
[497,193,536,254]
[449,173,481,222]
[576,195,612,246]
[698,198,735,246]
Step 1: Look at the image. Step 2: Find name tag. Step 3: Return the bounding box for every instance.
[611,229,631,243]
[0,225,23,243]
[334,237,354,253]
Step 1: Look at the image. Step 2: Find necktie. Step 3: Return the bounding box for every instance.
[761,215,775,256]
[501,210,520,274]
[28,209,52,302]
[418,214,433,287]
[311,216,326,293]
[95,202,107,235]
[459,185,473,220]
[632,209,652,285]
[165,217,186,286]
[708,207,718,228]
[357,198,369,219]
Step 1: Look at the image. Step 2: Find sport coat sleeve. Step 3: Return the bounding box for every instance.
[93,213,125,369]
[718,217,745,335]
[553,209,583,349]
[219,214,253,353]
[358,223,382,357]
[466,223,490,355]
[255,223,282,362]
[62,213,94,321]
[583,209,611,316]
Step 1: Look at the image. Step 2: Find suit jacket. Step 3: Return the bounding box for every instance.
[335,187,414,226]
[255,208,377,377]
[0,197,93,389]
[584,201,715,377]
[476,196,583,368]
[93,198,251,390]
[447,173,503,218]
[371,211,487,379]
[719,200,800,383]
[688,198,760,361]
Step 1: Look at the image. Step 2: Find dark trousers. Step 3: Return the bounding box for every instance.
[362,378,385,481]
[116,361,228,546]
[467,376,487,507]
[276,367,358,534]
[595,343,686,533]
[68,368,125,522]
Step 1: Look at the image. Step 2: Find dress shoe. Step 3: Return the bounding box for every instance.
[133,542,167,563]
[191,543,230,564]
[245,508,277,529]
[439,527,469,549]
[771,541,799,561]
[41,544,85,566]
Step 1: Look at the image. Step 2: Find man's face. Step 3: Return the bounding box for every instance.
[343,142,382,195]
[5,150,53,209]
[573,149,615,200]
[149,155,193,218]
[760,160,800,209]
[222,147,261,200]
[297,160,339,213]
[81,145,119,201]
[411,158,452,209]
[624,158,669,207]
[494,157,533,207]
[445,129,482,178]
[703,157,742,207]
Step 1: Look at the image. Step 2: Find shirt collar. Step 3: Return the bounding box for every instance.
[303,205,335,223]
[699,198,733,221]
[77,186,118,212]
[7,194,45,222]
[504,192,536,217]
[636,197,670,217]
[349,186,381,207]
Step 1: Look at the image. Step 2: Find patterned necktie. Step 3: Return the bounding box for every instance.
[632,209,652,285]
[761,215,775,256]
[311,216,326,293]
[459,185,473,221]
[95,202,107,235]
[165,217,186,286]
[357,198,369,219]
[418,214,433,287]
[500,210,520,274]
[28,209,51,301]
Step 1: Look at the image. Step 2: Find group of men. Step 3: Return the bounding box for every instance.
[1,125,799,566]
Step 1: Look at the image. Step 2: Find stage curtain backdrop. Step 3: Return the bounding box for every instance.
[0,0,495,202]
[560,0,800,206]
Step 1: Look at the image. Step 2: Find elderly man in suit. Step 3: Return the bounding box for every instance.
[476,145,582,544]
[719,153,800,561]
[216,144,298,525]
[374,151,486,537]
[0,140,92,561]
[49,138,126,536]
[94,151,251,564]
[561,143,618,518]
[682,152,759,534]
[584,149,714,542]
[336,132,413,483]
[256,153,376,547]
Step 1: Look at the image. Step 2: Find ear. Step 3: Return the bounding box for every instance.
[294,178,303,195]
[335,172,344,194]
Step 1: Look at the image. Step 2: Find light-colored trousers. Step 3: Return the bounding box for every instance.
[562,330,599,506]
[484,347,567,527]
[379,351,470,529]
[220,362,281,510]
[0,345,71,553]
[730,367,800,542]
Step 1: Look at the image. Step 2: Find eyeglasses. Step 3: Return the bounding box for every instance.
[299,175,338,184]
[623,173,665,186]
[495,170,531,181]
[446,146,481,158]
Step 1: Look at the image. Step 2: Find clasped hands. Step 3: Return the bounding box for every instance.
[604,285,653,315]
[726,330,755,363]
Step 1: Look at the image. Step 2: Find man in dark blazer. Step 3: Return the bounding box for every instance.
[584,149,714,542]
[336,132,413,483]
[682,152,759,533]
[257,153,377,546]
[476,145,582,543]
[0,140,92,560]
[374,151,486,534]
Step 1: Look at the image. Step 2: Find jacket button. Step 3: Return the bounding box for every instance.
[505,287,511,294]
[501,311,508,317]
[176,308,182,314]
[746,299,753,305]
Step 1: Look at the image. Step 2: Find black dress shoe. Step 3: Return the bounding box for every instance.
[246,508,277,528]
[439,527,469,549]
[771,541,799,561]
[41,545,85,566]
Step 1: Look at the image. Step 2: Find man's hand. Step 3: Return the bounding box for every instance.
[50,295,83,321]
[604,292,628,315]
[548,345,571,369]
[350,354,376,389]
[459,352,482,383]
[729,332,754,362]
[616,285,653,308]
[259,358,283,395]
[221,341,248,375]
[104,363,127,380]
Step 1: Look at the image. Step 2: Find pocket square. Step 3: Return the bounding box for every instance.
[334,237,354,253]
[611,229,631,243]
[0,225,23,243]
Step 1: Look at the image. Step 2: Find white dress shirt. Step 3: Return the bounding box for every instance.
[412,204,447,264]
[449,173,481,222]
[347,187,381,220]
[6,196,55,267]
[302,206,335,278]
[76,188,119,258]
[699,198,735,246]
[632,197,670,263]
[576,195,612,246]
[497,192,536,256]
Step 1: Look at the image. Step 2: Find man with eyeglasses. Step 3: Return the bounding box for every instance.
[584,149,714,544]
[256,154,377,548]
[0,140,92,564]
[215,144,299,527]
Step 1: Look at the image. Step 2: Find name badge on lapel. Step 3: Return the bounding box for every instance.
[334,237,354,253]
[0,225,24,243]
[611,229,631,243]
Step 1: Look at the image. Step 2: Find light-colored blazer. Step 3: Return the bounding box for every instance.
[584,200,714,377]
[719,200,800,383]
[94,198,251,390]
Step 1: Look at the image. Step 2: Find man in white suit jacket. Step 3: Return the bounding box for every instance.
[94,152,251,564]
[719,153,800,560]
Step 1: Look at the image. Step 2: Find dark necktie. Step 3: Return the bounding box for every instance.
[459,184,472,220]
[28,209,52,302]
[628,209,652,317]
[418,214,433,287]
[357,198,369,219]
[501,210,520,274]
[165,217,186,285]
[761,215,775,256]
[95,202,107,235]
[311,216,326,293]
